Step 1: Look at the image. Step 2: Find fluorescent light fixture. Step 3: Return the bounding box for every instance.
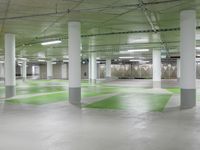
[18,58,27,61]
[119,56,134,59]
[41,40,62,46]
[196,47,200,50]
[63,55,69,59]
[63,60,69,63]
[129,59,141,62]
[52,62,56,65]
[120,51,130,54]
[128,49,149,52]
[0,61,4,63]
[38,59,45,62]
[128,38,149,43]
[96,57,101,60]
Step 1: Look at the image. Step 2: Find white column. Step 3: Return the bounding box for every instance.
[153,49,161,88]
[91,53,97,84]
[88,56,91,82]
[68,21,81,105]
[5,33,16,98]
[177,58,180,83]
[0,62,4,79]
[22,60,27,81]
[61,63,67,79]
[180,10,196,109]
[47,61,53,79]
[105,59,111,78]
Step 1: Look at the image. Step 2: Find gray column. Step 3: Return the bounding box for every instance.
[68,21,81,106]
[47,61,53,79]
[180,10,196,109]
[153,49,161,88]
[5,33,16,98]
[177,58,180,83]
[105,59,111,78]
[22,59,27,81]
[91,53,97,84]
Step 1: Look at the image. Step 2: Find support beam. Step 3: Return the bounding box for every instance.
[46,61,53,79]
[153,49,161,88]
[5,33,16,98]
[68,21,81,106]
[180,10,196,109]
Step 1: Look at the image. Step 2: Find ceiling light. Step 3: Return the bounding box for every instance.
[119,56,134,59]
[129,59,141,62]
[63,60,69,63]
[128,49,149,52]
[120,51,130,54]
[41,40,62,46]
[196,47,200,50]
[96,57,100,60]
[38,59,45,62]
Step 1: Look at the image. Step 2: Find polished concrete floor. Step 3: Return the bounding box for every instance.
[0,79,200,150]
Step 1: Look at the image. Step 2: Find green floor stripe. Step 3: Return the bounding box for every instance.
[85,93,172,112]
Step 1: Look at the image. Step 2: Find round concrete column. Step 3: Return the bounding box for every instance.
[47,61,53,79]
[153,49,161,88]
[180,10,196,109]
[5,33,16,98]
[0,62,4,80]
[22,60,27,81]
[61,63,67,79]
[68,21,81,106]
[88,55,91,83]
[91,53,97,85]
[105,59,111,78]
[177,58,180,83]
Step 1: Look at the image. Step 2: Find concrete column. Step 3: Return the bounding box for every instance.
[105,59,111,78]
[177,58,180,83]
[61,63,67,79]
[0,62,4,80]
[5,33,16,98]
[22,60,27,81]
[180,10,196,109]
[47,61,53,79]
[153,49,161,88]
[68,21,81,105]
[91,53,97,84]
[88,56,91,82]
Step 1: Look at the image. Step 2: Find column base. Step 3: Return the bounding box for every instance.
[91,79,96,85]
[177,78,180,84]
[22,77,26,81]
[6,86,16,98]
[69,87,81,106]
[181,89,196,109]
[153,81,161,88]
[47,76,52,80]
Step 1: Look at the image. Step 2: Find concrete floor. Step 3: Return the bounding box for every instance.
[0,79,200,150]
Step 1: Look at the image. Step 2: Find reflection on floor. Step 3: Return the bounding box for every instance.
[0,79,200,150]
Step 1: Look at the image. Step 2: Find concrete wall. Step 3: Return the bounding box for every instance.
[99,62,177,79]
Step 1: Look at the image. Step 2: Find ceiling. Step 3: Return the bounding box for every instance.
[0,0,200,62]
